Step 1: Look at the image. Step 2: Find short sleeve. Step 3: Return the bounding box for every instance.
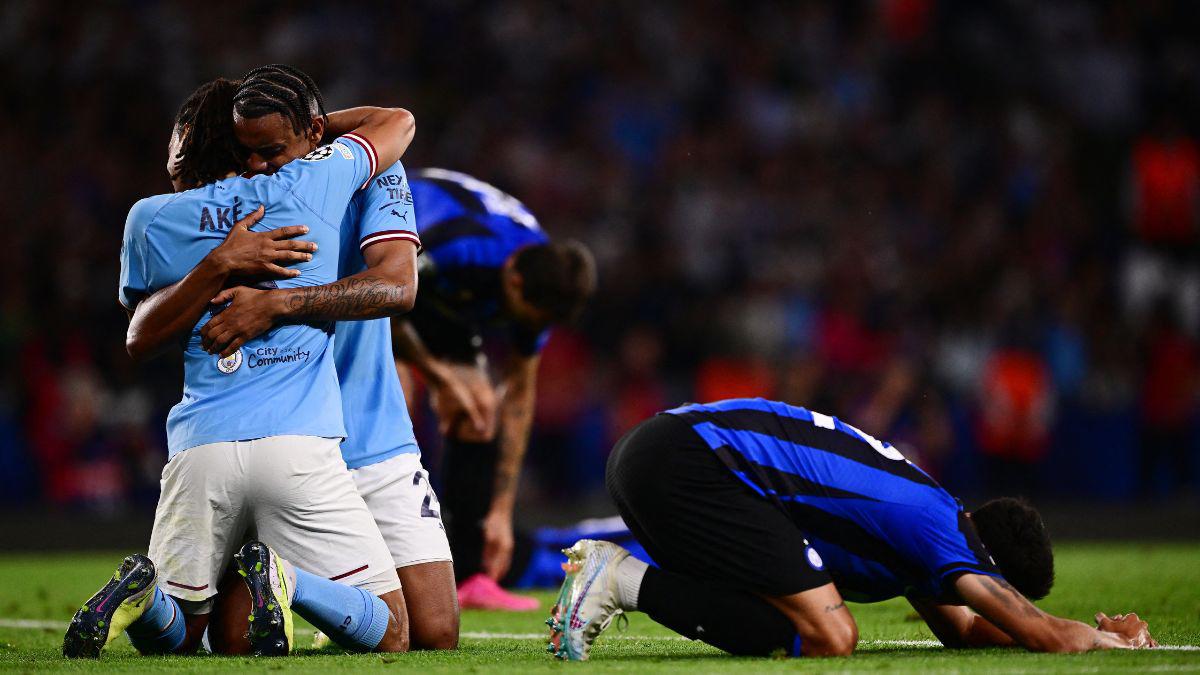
[276,134,378,227]
[919,510,1004,596]
[356,160,421,253]
[118,197,159,310]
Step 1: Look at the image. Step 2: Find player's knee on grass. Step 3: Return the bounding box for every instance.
[405,590,456,648]
[411,612,459,650]
[764,584,858,657]
[800,613,858,657]
[398,562,460,650]
[373,589,412,653]
[408,596,459,650]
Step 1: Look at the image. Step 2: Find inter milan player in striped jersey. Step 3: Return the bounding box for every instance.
[395,169,595,609]
[65,71,415,659]
[549,399,1158,660]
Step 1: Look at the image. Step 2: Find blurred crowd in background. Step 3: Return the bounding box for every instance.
[1,0,1198,515]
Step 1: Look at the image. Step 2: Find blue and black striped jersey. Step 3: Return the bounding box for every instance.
[410,168,550,355]
[665,398,1002,602]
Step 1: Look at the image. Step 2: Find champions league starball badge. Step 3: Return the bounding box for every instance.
[302,145,335,161]
[216,349,243,374]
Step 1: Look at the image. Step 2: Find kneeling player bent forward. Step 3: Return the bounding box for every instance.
[549,398,1157,660]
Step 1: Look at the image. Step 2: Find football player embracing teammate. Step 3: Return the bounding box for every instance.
[66,67,416,658]
[194,66,459,652]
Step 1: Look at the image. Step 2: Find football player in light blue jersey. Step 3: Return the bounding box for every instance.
[65,70,416,659]
[215,169,596,614]
[159,73,459,652]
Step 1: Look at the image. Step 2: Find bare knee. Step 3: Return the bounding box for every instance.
[804,619,858,657]
[374,624,411,653]
[763,584,858,658]
[397,561,460,651]
[411,614,459,650]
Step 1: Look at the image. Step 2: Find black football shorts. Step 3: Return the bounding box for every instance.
[606,413,832,597]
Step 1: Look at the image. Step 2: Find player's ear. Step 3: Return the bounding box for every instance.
[309,116,325,146]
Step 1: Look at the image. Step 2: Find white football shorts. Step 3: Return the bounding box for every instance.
[148,435,400,612]
[350,452,454,569]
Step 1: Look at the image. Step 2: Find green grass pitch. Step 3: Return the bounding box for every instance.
[0,543,1197,672]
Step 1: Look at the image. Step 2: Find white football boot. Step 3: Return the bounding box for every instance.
[546,539,630,661]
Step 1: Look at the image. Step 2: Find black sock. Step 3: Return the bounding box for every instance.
[441,439,497,581]
[636,567,800,656]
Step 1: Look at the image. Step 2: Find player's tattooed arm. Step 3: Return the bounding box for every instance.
[127,207,313,362]
[200,239,417,357]
[954,574,1155,652]
[478,353,541,580]
[280,275,409,321]
[278,238,418,322]
[493,353,540,510]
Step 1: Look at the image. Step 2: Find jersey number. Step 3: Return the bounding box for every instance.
[853,424,907,462]
[813,411,907,461]
[412,470,442,519]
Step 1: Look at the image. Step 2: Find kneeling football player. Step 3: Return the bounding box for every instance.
[65,71,416,658]
[548,398,1158,659]
[192,65,459,653]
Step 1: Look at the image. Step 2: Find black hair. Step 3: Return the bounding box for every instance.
[971,498,1055,600]
[171,77,243,189]
[232,64,327,134]
[513,240,597,323]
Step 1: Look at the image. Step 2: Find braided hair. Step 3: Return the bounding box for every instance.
[171,77,243,189]
[233,64,328,134]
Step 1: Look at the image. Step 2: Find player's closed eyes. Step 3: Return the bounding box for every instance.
[251,146,285,161]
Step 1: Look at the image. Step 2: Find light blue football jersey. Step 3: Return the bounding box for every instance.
[335,160,422,469]
[118,134,380,457]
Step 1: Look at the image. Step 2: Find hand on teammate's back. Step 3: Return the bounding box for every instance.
[1095,612,1157,648]
[209,205,316,281]
[201,286,282,358]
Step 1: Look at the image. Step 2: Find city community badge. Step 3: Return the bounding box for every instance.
[216,349,243,374]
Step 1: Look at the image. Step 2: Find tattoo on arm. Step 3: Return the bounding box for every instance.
[824,601,846,613]
[980,577,1042,618]
[492,368,536,502]
[493,404,527,497]
[285,276,408,321]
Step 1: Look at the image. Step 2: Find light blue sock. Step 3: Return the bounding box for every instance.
[126,587,186,654]
[290,567,390,652]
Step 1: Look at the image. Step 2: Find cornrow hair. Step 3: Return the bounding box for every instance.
[233,64,328,135]
[172,77,243,189]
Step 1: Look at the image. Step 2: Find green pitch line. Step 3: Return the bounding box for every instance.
[0,542,1196,672]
